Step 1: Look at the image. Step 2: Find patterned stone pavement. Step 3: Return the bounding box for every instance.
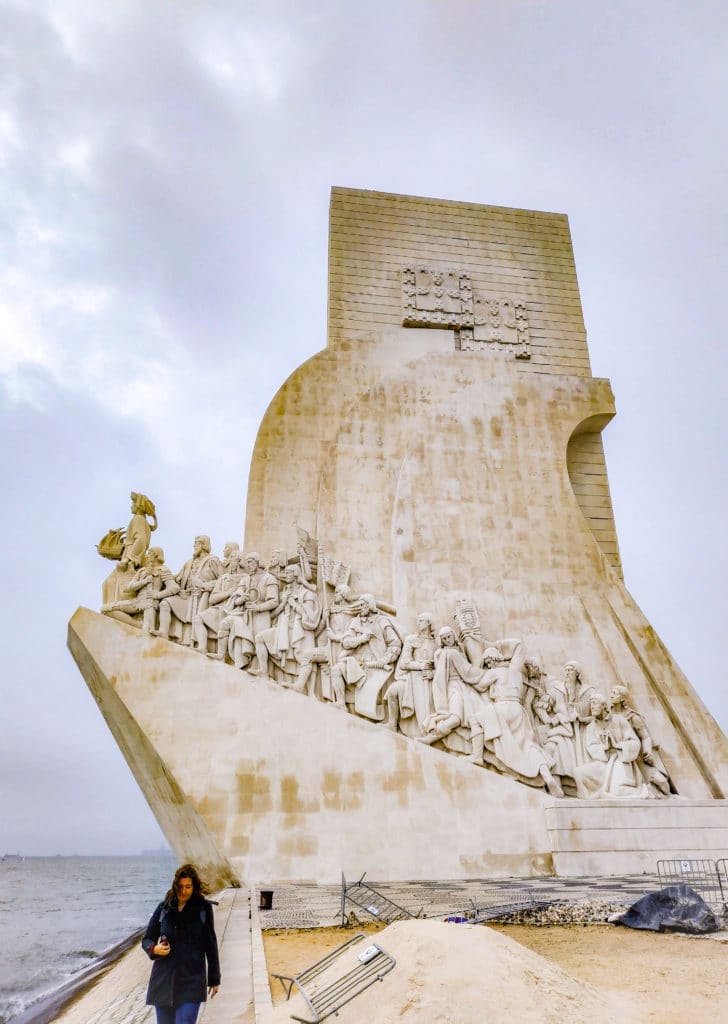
[255,874,663,928]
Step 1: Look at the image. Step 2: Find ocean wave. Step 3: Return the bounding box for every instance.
[2,855,172,1022]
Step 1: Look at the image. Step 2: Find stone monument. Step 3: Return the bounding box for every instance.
[69,188,728,889]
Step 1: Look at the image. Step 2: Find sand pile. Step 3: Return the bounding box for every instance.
[260,919,638,1024]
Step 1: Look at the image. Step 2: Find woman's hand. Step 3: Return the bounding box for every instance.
[208,985,219,998]
[152,938,170,956]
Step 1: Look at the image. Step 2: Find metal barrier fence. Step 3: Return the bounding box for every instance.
[340,872,420,926]
[656,858,727,914]
[467,888,564,923]
[272,931,397,1024]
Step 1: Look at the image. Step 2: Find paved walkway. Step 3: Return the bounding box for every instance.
[51,889,257,1024]
[199,888,254,1024]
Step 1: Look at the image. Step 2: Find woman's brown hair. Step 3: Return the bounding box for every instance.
[165,863,209,903]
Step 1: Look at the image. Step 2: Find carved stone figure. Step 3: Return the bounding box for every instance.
[609,685,673,796]
[294,583,358,700]
[385,612,436,734]
[471,643,563,797]
[549,661,596,768]
[530,671,576,785]
[92,517,681,802]
[155,535,222,644]
[119,493,158,570]
[101,561,137,611]
[574,695,650,799]
[97,491,157,568]
[191,545,243,653]
[267,549,290,584]
[253,565,319,681]
[220,541,241,573]
[296,528,319,583]
[331,594,402,720]
[418,626,486,750]
[212,553,279,669]
[102,546,179,632]
[98,492,158,607]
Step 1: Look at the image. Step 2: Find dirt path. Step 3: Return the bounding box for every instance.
[493,924,728,1023]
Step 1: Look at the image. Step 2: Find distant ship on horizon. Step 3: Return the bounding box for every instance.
[2,854,23,861]
[139,844,172,857]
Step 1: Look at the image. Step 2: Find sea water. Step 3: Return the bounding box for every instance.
[0,855,175,1023]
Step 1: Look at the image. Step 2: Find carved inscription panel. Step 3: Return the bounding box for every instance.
[402,264,530,359]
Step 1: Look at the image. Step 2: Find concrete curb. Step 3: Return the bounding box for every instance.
[250,900,273,1022]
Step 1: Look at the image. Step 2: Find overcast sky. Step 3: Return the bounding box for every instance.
[1,0,726,855]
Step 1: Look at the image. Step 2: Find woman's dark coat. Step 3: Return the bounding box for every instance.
[142,893,221,1007]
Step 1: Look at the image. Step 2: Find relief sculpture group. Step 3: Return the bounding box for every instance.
[98,493,675,802]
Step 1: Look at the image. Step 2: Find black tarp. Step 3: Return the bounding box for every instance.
[615,883,722,934]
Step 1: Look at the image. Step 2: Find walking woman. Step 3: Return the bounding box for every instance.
[142,864,221,1023]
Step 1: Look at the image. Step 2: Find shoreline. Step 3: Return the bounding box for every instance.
[10,927,145,1024]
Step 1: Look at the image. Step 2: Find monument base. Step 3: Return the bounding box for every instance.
[545,799,728,875]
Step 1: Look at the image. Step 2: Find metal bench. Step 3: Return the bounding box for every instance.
[271,932,396,1023]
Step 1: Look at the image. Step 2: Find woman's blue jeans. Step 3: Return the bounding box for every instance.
[155,1004,200,1024]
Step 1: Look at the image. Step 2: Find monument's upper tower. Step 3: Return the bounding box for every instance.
[247,188,621,575]
[325,188,621,576]
[328,187,590,374]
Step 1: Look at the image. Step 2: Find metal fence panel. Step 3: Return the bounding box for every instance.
[656,858,726,912]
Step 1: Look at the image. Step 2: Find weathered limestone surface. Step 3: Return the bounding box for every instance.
[546,799,728,875]
[68,612,239,893]
[69,608,728,880]
[243,191,728,805]
[68,608,554,882]
[251,190,618,575]
[72,188,728,881]
[327,188,591,372]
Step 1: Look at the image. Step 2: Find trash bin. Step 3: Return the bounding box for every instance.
[259,889,273,910]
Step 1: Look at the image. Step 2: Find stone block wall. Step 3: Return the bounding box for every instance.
[328,186,591,376]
